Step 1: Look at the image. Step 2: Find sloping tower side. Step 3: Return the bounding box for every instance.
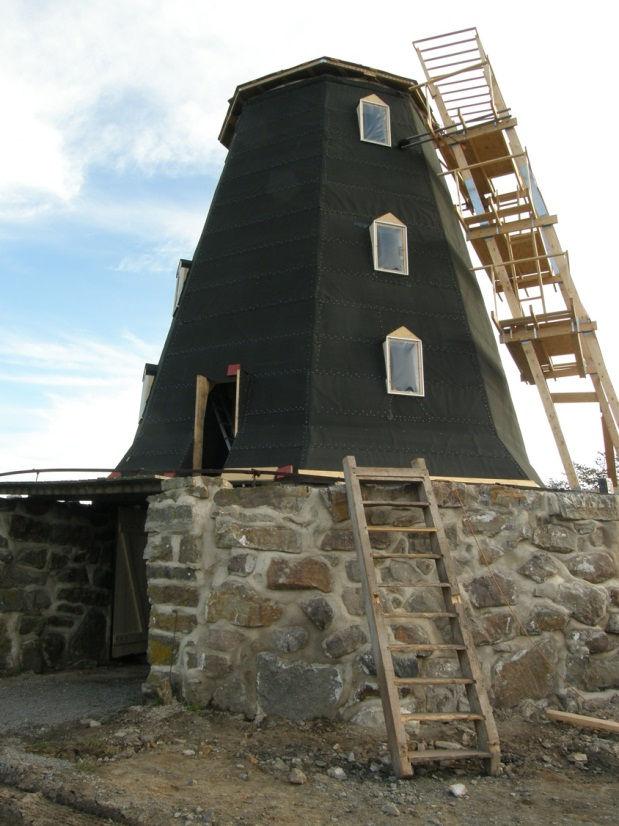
[117,58,538,481]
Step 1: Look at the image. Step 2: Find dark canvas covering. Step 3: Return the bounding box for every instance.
[118,60,538,481]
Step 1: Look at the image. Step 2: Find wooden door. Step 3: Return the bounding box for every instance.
[112,506,149,658]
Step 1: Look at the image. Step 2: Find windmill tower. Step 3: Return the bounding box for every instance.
[118,55,540,483]
[411,28,619,489]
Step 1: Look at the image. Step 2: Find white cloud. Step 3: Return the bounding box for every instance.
[0,329,156,480]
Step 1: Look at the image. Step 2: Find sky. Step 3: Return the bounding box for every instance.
[1,0,617,484]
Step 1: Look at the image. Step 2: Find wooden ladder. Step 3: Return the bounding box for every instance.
[342,456,500,778]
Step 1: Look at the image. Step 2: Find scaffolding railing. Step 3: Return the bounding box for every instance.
[411,27,619,488]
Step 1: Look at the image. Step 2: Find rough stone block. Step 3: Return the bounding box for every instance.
[56,586,109,607]
[557,492,618,521]
[472,611,516,645]
[148,633,176,666]
[431,481,466,508]
[18,614,46,635]
[0,618,12,668]
[393,623,431,649]
[565,552,616,583]
[16,548,48,569]
[492,639,558,707]
[266,556,332,593]
[145,504,194,534]
[320,529,389,552]
[342,587,364,617]
[148,582,199,608]
[257,653,343,719]
[212,673,255,716]
[518,552,559,583]
[206,582,282,627]
[270,626,308,653]
[216,521,301,553]
[477,540,504,566]
[465,572,517,608]
[533,524,577,553]
[566,627,609,655]
[2,564,47,586]
[581,648,619,690]
[300,596,334,630]
[9,515,50,543]
[462,510,511,536]
[149,610,197,634]
[145,535,174,562]
[147,563,197,582]
[320,488,349,523]
[524,605,568,635]
[214,484,311,514]
[607,613,619,634]
[57,566,89,584]
[345,559,361,582]
[322,625,367,659]
[557,580,607,626]
[23,588,51,611]
[204,625,246,651]
[228,553,256,577]
[179,535,202,564]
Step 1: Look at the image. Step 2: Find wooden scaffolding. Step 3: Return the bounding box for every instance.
[408,28,619,489]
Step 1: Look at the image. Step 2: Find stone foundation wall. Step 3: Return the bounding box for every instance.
[0,499,116,675]
[143,477,619,722]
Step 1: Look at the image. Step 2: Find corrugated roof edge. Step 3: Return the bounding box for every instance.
[219,56,418,148]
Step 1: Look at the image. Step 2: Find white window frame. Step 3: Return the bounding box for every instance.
[370,213,409,275]
[357,94,391,147]
[383,327,424,397]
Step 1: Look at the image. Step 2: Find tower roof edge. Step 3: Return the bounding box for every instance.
[219,56,417,148]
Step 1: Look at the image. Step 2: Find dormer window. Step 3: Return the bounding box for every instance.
[173,259,192,312]
[139,363,158,419]
[383,327,424,396]
[371,214,408,274]
[357,95,391,146]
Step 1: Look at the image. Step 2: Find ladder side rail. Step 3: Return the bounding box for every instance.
[414,459,501,775]
[342,456,412,778]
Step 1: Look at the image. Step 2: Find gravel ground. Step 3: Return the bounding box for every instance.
[0,664,148,734]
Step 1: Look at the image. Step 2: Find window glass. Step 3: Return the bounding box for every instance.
[362,101,389,145]
[389,338,422,394]
[377,223,406,273]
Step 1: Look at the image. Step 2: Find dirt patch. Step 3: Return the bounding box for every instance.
[1,699,618,825]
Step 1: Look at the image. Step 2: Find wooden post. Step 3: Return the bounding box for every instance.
[602,413,617,488]
[193,375,210,473]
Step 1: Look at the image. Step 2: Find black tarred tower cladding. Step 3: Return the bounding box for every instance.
[118,57,538,482]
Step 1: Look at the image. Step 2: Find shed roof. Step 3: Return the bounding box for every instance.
[219,56,417,147]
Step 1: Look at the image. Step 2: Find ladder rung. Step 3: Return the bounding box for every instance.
[380,583,451,589]
[393,611,456,619]
[367,526,437,533]
[377,583,449,590]
[402,712,483,722]
[389,643,465,651]
[408,749,491,764]
[361,500,430,508]
[395,677,474,686]
[371,553,440,560]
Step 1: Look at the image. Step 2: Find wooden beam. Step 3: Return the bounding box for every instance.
[522,341,579,489]
[602,414,618,487]
[550,392,597,404]
[192,375,210,473]
[546,709,619,735]
[467,214,558,242]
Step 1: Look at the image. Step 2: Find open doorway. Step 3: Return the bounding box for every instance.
[193,370,243,473]
[111,506,149,659]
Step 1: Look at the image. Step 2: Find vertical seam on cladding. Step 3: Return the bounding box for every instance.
[301,82,329,469]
